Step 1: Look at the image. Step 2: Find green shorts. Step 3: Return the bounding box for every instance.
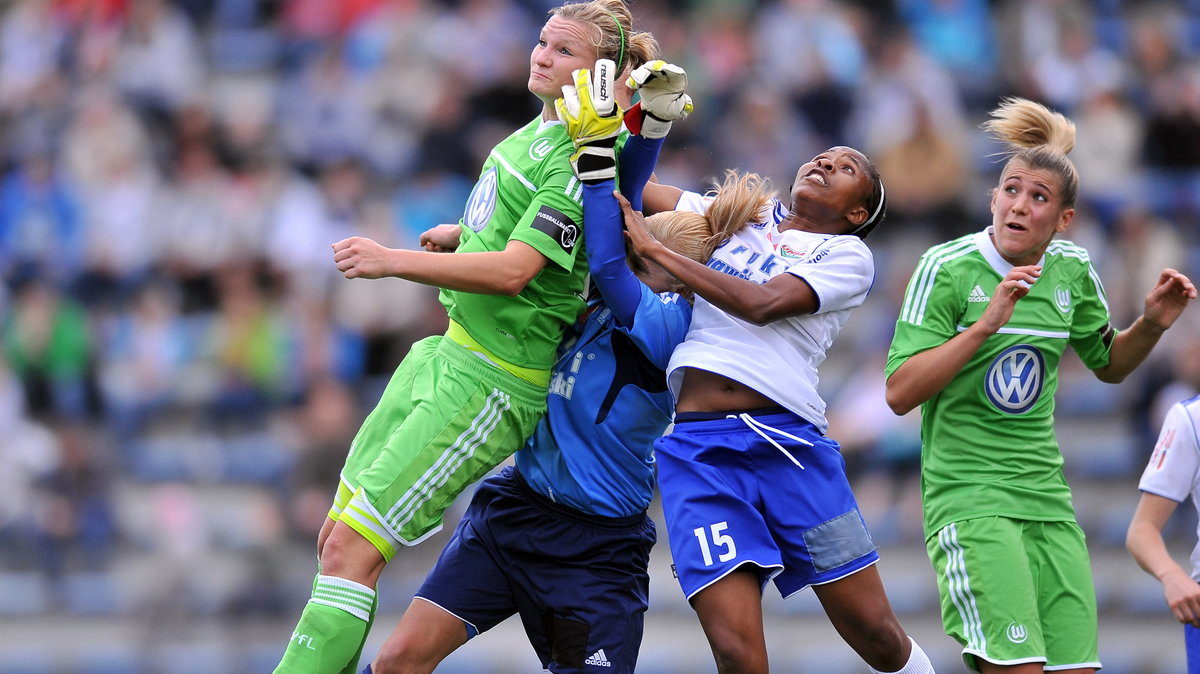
[330,335,547,559]
[927,516,1101,672]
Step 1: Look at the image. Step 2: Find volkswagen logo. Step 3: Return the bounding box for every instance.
[984,345,1045,414]
[463,167,499,233]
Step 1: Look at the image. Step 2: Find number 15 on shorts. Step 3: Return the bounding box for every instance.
[695,521,737,565]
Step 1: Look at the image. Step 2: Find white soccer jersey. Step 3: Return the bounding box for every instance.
[1138,395,1200,580]
[666,190,874,433]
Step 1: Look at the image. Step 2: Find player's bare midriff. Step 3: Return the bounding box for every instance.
[674,367,780,414]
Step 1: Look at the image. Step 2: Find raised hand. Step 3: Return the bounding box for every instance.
[555,59,623,183]
[626,60,694,139]
[976,265,1041,334]
[1142,268,1197,331]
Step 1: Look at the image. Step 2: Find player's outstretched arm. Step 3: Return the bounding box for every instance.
[332,236,546,296]
[558,60,644,327]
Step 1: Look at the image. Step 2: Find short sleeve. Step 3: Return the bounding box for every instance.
[620,285,693,369]
[779,232,873,314]
[1067,261,1114,370]
[1138,402,1200,503]
[886,249,963,378]
[509,160,585,271]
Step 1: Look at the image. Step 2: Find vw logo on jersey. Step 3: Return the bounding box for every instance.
[529,137,555,162]
[1055,286,1071,313]
[464,166,499,233]
[984,344,1045,414]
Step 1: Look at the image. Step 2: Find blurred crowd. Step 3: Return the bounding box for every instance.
[1,0,1199,665]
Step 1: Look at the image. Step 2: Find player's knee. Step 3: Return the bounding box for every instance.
[709,636,767,674]
[851,619,909,669]
[317,529,385,582]
[371,634,438,674]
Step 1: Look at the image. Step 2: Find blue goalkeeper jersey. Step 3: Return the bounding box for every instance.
[515,283,691,518]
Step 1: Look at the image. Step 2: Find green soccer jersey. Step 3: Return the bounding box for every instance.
[886,228,1115,537]
[441,116,589,370]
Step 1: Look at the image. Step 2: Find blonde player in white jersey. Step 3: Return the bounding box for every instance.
[1128,393,1200,673]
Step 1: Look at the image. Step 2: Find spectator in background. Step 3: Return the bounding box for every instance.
[60,87,160,308]
[1072,89,1145,230]
[96,279,191,446]
[752,0,865,146]
[0,0,69,112]
[873,95,970,238]
[112,0,207,127]
[1027,10,1126,114]
[0,149,85,289]
[848,26,967,174]
[1102,206,1189,328]
[276,45,374,175]
[3,278,93,422]
[202,267,286,431]
[896,0,998,107]
[0,354,61,570]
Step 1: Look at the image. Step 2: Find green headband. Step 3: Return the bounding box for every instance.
[609,12,625,72]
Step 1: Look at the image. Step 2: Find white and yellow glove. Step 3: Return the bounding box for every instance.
[555,59,623,184]
[626,59,693,139]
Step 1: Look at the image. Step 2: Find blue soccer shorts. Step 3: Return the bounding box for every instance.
[656,408,878,601]
[414,466,655,674]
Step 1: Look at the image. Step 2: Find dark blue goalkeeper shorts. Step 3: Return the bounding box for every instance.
[414,465,655,673]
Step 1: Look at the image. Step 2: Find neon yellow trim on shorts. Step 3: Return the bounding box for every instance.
[342,489,399,562]
[328,479,355,520]
[446,319,550,387]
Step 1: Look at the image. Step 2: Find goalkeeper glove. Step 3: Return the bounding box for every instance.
[626,60,693,139]
[555,59,623,184]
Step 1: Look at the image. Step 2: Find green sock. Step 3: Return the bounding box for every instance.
[338,591,378,674]
[274,575,376,674]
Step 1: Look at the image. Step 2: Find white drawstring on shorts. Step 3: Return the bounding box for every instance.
[730,412,811,469]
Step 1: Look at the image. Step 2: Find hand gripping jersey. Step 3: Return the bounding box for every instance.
[665,191,874,433]
[442,116,590,371]
[886,227,1115,536]
[1137,395,1200,580]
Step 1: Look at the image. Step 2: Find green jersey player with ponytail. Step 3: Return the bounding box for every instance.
[885,97,1196,674]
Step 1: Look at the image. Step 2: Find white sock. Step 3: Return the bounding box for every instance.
[870,636,934,674]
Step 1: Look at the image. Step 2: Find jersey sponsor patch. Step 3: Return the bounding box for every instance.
[463,167,499,233]
[778,243,805,259]
[531,205,579,253]
[984,344,1045,414]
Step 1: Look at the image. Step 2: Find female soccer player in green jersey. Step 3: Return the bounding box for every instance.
[885,97,1197,674]
[271,3,661,673]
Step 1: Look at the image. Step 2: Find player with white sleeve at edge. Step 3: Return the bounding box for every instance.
[1128,393,1200,673]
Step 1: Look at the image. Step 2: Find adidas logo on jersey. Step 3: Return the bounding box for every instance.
[968,285,989,303]
[585,649,613,667]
